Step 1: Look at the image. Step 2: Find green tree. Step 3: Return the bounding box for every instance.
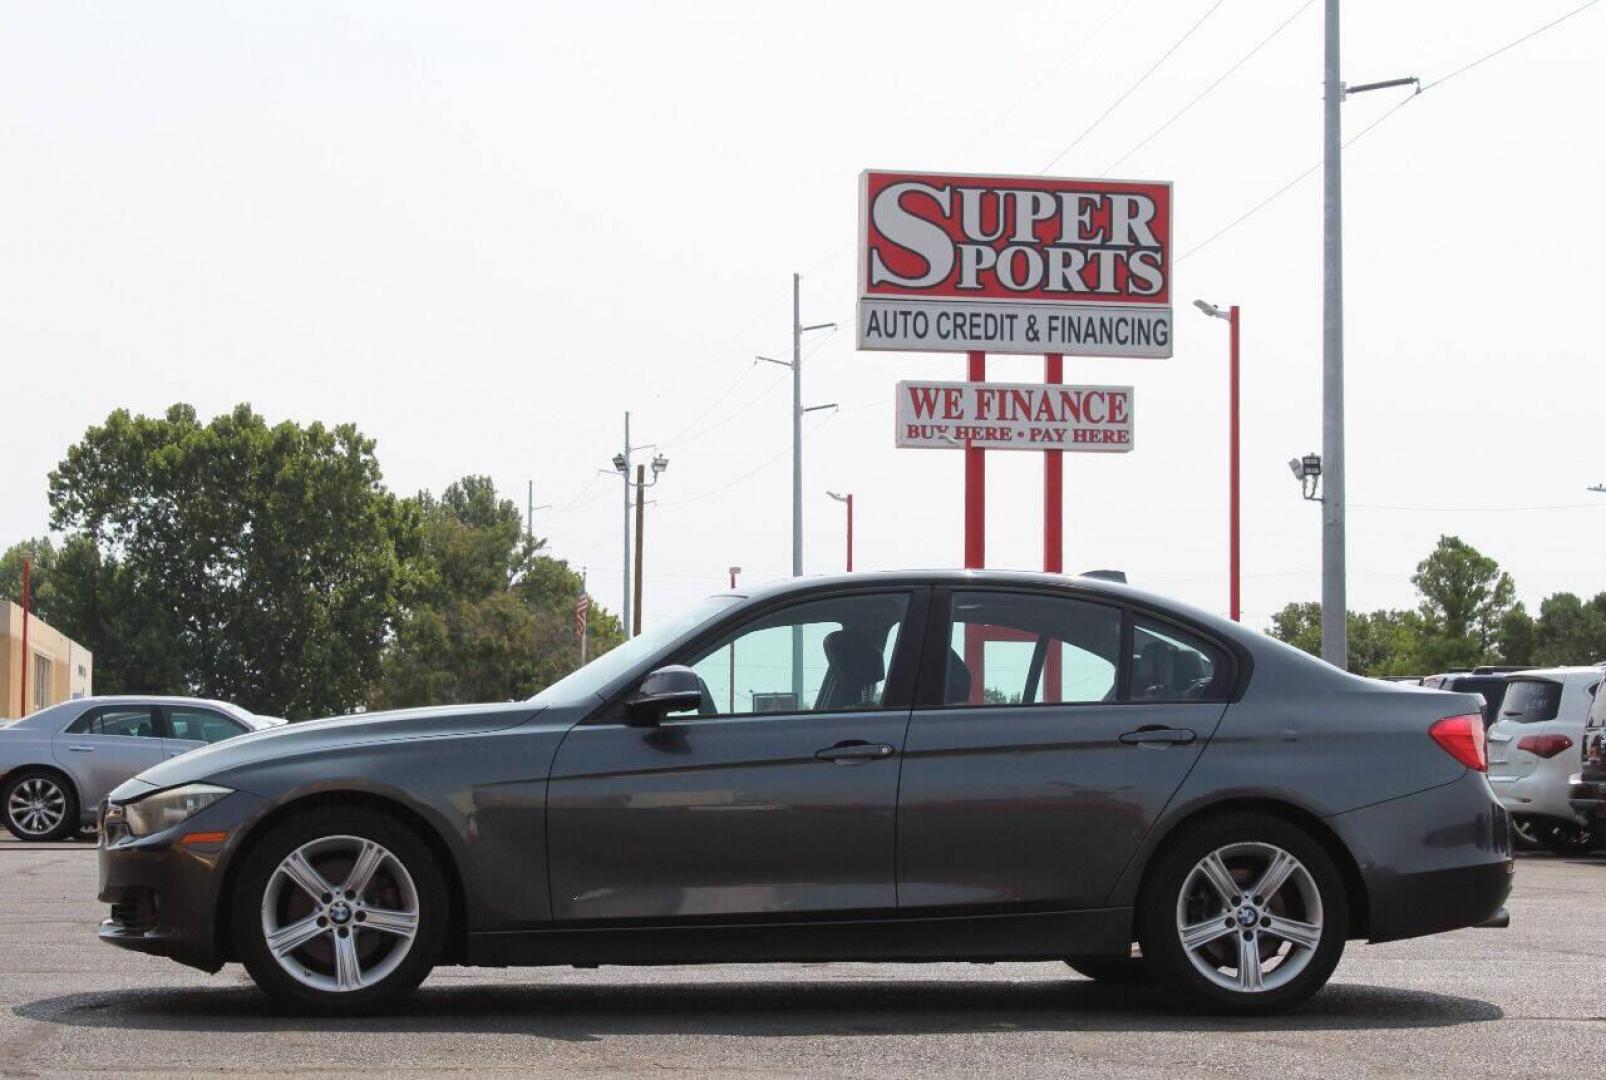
[1266,602,1425,676]
[1495,602,1537,666]
[1410,535,1515,662]
[47,403,412,719]
[0,537,61,624]
[1532,592,1606,666]
[373,476,624,709]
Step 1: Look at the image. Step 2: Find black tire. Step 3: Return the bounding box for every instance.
[1065,953,1150,985]
[232,806,448,1015]
[1532,818,1596,857]
[1,769,80,842]
[1137,812,1348,1015]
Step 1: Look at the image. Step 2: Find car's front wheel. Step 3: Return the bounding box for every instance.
[2,769,79,842]
[1138,813,1348,1015]
[233,807,448,1014]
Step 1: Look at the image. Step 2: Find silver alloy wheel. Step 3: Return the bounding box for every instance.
[260,835,421,993]
[6,777,67,837]
[1174,841,1323,994]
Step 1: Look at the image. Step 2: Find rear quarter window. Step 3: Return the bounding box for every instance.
[1499,680,1561,724]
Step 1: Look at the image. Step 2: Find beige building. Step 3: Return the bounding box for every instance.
[1,601,92,720]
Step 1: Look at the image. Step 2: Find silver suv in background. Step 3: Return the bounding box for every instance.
[1487,667,1603,854]
[1,696,281,842]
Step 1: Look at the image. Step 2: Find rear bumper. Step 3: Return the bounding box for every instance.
[1489,768,1583,824]
[1327,770,1514,944]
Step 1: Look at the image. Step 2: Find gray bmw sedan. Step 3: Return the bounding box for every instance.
[96,571,1511,1015]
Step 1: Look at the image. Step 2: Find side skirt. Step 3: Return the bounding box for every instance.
[464,907,1134,967]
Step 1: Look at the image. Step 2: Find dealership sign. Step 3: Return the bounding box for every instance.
[858,170,1172,357]
[896,380,1133,452]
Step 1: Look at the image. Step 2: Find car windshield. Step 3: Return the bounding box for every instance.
[528,594,742,707]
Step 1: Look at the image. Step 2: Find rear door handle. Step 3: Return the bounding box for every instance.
[67,745,94,752]
[815,741,896,763]
[1119,726,1196,747]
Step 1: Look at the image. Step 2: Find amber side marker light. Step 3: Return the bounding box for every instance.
[179,831,230,846]
[1429,713,1488,771]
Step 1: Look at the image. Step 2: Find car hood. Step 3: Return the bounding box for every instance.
[112,701,544,801]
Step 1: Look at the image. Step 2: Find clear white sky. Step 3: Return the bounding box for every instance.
[2,1,1602,631]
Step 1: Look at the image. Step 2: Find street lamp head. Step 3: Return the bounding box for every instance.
[651,453,669,476]
[1193,299,1229,321]
[1300,453,1322,479]
[729,565,742,575]
[826,490,849,503]
[611,453,628,474]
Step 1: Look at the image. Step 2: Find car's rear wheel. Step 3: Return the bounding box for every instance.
[1525,816,1597,856]
[2,770,79,842]
[1138,813,1348,1015]
[233,807,447,1014]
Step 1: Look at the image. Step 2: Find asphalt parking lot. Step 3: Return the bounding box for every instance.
[0,836,1601,1079]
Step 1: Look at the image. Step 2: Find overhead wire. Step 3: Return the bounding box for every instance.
[1101,0,1316,175]
[1040,0,1229,173]
[1176,0,1601,262]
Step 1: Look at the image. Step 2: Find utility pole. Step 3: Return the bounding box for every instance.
[633,464,646,636]
[18,554,30,717]
[612,434,669,640]
[618,412,633,638]
[757,273,836,703]
[525,481,549,545]
[1321,0,1346,668]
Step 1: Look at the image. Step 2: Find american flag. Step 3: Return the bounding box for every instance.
[574,593,589,639]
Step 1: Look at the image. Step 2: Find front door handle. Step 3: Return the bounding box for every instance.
[815,740,895,763]
[1119,726,1196,747]
[67,745,94,752]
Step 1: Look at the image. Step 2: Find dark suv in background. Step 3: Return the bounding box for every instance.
[1423,667,1526,729]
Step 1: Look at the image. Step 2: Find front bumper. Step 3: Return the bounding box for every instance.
[97,790,264,973]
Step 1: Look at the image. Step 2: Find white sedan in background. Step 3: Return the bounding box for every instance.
[0,696,282,841]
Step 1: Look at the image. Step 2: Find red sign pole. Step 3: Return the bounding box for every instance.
[964,351,986,704]
[1043,354,1063,703]
[1229,306,1242,622]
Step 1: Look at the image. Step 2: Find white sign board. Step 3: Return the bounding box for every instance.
[896,380,1134,452]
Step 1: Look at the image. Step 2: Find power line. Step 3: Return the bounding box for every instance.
[1352,501,1606,513]
[1041,0,1229,174]
[1423,0,1599,91]
[1177,0,1600,262]
[1102,0,1316,175]
[657,413,838,507]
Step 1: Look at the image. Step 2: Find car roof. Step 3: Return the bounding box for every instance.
[1503,666,1603,683]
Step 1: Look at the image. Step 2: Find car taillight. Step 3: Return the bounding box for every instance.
[1430,713,1487,771]
[1516,733,1573,759]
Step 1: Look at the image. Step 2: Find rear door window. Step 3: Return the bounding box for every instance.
[943,591,1122,707]
[1499,680,1562,724]
[64,706,160,738]
[165,707,248,744]
[1130,618,1230,702]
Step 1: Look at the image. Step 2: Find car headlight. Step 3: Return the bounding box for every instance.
[123,784,233,838]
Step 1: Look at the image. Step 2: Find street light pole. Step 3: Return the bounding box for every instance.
[1321,0,1346,667]
[1193,300,1241,622]
[827,492,853,571]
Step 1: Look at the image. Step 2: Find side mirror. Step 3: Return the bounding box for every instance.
[623,665,703,725]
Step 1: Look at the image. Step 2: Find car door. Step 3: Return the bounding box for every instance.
[160,704,250,759]
[52,704,169,809]
[546,587,924,922]
[896,589,1230,911]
